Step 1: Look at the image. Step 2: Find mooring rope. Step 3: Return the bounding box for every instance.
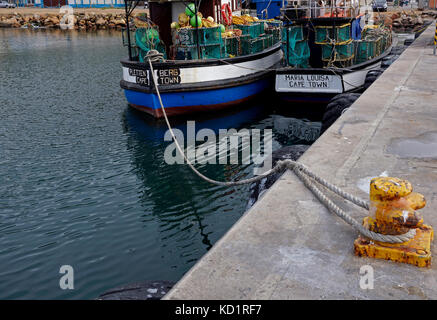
[145,52,415,244]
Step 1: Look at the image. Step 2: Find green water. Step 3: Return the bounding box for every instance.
[0,28,320,299]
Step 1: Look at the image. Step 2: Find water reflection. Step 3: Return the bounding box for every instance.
[0,28,323,299]
[121,104,269,255]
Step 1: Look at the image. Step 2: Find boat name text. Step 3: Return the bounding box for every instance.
[129,68,149,86]
[285,74,333,89]
[157,68,181,85]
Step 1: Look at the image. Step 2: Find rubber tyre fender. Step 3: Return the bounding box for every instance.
[363,68,384,90]
[320,93,361,134]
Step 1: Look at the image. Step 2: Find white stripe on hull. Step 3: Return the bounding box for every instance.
[343,61,381,92]
[122,49,283,85]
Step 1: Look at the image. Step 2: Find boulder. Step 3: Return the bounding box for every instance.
[383,16,392,28]
[113,18,126,26]
[95,17,107,26]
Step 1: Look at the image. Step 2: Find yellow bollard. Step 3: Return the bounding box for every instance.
[354,177,433,267]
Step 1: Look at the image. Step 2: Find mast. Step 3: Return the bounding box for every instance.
[124,0,140,61]
[125,0,133,61]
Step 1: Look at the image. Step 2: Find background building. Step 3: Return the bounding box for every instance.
[32,0,127,7]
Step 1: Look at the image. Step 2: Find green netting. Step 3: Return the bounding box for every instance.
[322,41,354,61]
[281,39,310,68]
[315,24,351,45]
[363,25,392,58]
[354,40,377,63]
[233,23,262,39]
[266,27,281,44]
[264,34,273,48]
[173,26,222,46]
[175,43,223,60]
[257,22,265,36]
[266,20,283,28]
[135,27,167,61]
[222,35,250,57]
[281,25,305,43]
[241,37,265,54]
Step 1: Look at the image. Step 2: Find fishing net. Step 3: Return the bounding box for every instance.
[281,25,310,68]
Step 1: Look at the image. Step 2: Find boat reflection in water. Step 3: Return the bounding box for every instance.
[120,102,270,274]
[120,100,322,280]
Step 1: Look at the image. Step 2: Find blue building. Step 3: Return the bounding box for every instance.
[250,0,285,19]
[32,0,126,7]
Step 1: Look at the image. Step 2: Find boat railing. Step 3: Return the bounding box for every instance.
[281,0,361,21]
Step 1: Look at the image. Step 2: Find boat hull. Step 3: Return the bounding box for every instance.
[120,44,283,118]
[274,45,392,104]
[124,77,271,118]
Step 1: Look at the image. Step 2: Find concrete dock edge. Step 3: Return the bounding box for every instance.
[164,25,437,300]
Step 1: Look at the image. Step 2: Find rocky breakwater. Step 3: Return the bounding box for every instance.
[0,12,126,30]
[375,9,437,33]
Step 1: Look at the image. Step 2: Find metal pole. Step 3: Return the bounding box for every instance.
[433,20,437,55]
[125,0,133,61]
[194,0,201,59]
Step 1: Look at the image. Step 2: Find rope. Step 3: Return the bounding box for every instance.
[146,53,416,244]
[146,49,164,62]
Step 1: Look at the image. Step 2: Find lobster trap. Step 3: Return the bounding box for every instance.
[172,26,223,46]
[315,23,351,45]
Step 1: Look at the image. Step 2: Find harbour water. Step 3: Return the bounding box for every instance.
[0,29,321,299]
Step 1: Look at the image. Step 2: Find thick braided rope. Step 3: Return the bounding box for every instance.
[277,160,369,210]
[293,167,416,244]
[147,56,415,244]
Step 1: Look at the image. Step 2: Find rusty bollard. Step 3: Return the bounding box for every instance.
[354,177,433,267]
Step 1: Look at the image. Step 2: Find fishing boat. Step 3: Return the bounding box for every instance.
[120,0,283,118]
[274,0,393,103]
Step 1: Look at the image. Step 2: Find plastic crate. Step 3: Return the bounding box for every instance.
[266,20,283,28]
[266,27,281,44]
[315,23,351,44]
[173,26,222,46]
[281,39,310,67]
[257,22,265,36]
[374,36,383,56]
[241,37,265,55]
[222,35,250,57]
[381,32,392,51]
[175,43,223,60]
[233,23,261,39]
[321,40,354,61]
[354,39,377,63]
[281,25,305,43]
[263,34,273,48]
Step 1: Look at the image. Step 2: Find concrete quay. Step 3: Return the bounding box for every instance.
[165,25,437,300]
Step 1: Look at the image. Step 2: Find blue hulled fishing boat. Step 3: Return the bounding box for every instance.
[120,0,283,118]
